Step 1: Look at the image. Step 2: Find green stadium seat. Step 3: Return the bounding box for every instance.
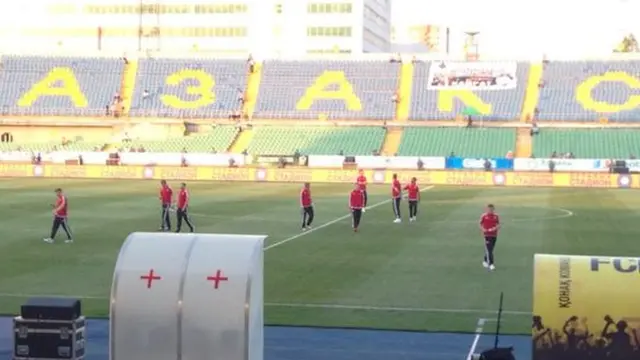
[124,126,239,153]
[398,128,516,158]
[532,129,640,158]
[247,126,386,155]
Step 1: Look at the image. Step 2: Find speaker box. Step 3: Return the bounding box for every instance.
[481,347,515,360]
[21,297,81,321]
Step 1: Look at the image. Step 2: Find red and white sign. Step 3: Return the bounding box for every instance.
[427,61,518,90]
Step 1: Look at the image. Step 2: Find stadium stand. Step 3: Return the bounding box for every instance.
[532,129,640,158]
[128,59,247,118]
[536,61,640,122]
[0,56,125,116]
[253,60,400,120]
[121,126,239,152]
[409,62,530,121]
[397,127,516,158]
[247,126,386,155]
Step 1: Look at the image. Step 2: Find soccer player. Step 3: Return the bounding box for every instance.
[479,204,501,271]
[392,173,402,223]
[159,179,173,231]
[404,177,420,222]
[356,169,368,212]
[349,183,365,232]
[43,188,73,244]
[300,182,314,231]
[175,183,195,233]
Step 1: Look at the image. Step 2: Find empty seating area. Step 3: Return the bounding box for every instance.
[537,61,640,122]
[409,62,530,121]
[398,128,516,158]
[254,60,400,120]
[4,55,640,161]
[247,126,386,155]
[532,129,640,158]
[0,56,124,116]
[123,126,239,152]
[129,59,247,118]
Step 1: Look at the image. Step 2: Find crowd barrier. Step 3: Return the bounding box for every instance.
[3,152,638,173]
[0,163,637,188]
[0,151,247,167]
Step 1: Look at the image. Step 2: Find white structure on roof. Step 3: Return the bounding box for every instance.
[390,0,640,58]
[0,0,391,55]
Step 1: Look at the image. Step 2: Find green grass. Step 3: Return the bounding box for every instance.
[0,178,638,335]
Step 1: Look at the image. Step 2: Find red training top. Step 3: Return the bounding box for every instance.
[392,179,402,198]
[480,212,500,237]
[404,183,420,201]
[54,194,68,217]
[300,188,312,207]
[160,185,173,205]
[177,189,189,210]
[350,190,365,209]
[357,175,367,191]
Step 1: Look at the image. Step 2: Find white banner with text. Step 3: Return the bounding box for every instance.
[0,151,246,166]
[307,155,445,169]
[514,158,610,172]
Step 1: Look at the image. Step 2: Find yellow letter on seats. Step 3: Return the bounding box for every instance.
[437,90,491,114]
[576,72,640,113]
[160,69,215,109]
[18,67,88,107]
[296,71,362,111]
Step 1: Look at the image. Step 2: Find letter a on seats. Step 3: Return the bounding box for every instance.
[18,67,88,107]
[437,90,491,114]
[296,71,362,111]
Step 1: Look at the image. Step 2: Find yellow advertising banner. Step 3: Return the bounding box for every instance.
[0,163,38,177]
[0,163,638,189]
[533,254,640,360]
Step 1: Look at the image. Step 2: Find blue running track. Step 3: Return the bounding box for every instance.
[0,317,531,360]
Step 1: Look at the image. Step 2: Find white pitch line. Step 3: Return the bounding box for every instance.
[264,302,529,315]
[0,291,529,315]
[263,185,435,251]
[466,318,487,360]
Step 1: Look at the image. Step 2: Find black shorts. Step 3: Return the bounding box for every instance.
[484,236,497,243]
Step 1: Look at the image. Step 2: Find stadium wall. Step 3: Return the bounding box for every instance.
[0,125,116,143]
[0,163,635,189]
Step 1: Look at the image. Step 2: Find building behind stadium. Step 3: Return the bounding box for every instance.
[0,0,392,55]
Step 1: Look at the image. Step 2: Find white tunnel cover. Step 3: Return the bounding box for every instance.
[109,232,265,360]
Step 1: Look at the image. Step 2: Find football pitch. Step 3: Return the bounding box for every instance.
[0,178,638,335]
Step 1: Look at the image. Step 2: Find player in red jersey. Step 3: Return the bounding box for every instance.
[356,169,368,212]
[349,183,365,232]
[300,182,314,231]
[159,180,173,231]
[391,173,402,223]
[479,204,501,271]
[404,177,420,222]
[44,188,73,244]
[175,183,195,233]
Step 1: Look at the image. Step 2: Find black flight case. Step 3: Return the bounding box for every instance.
[13,297,86,360]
